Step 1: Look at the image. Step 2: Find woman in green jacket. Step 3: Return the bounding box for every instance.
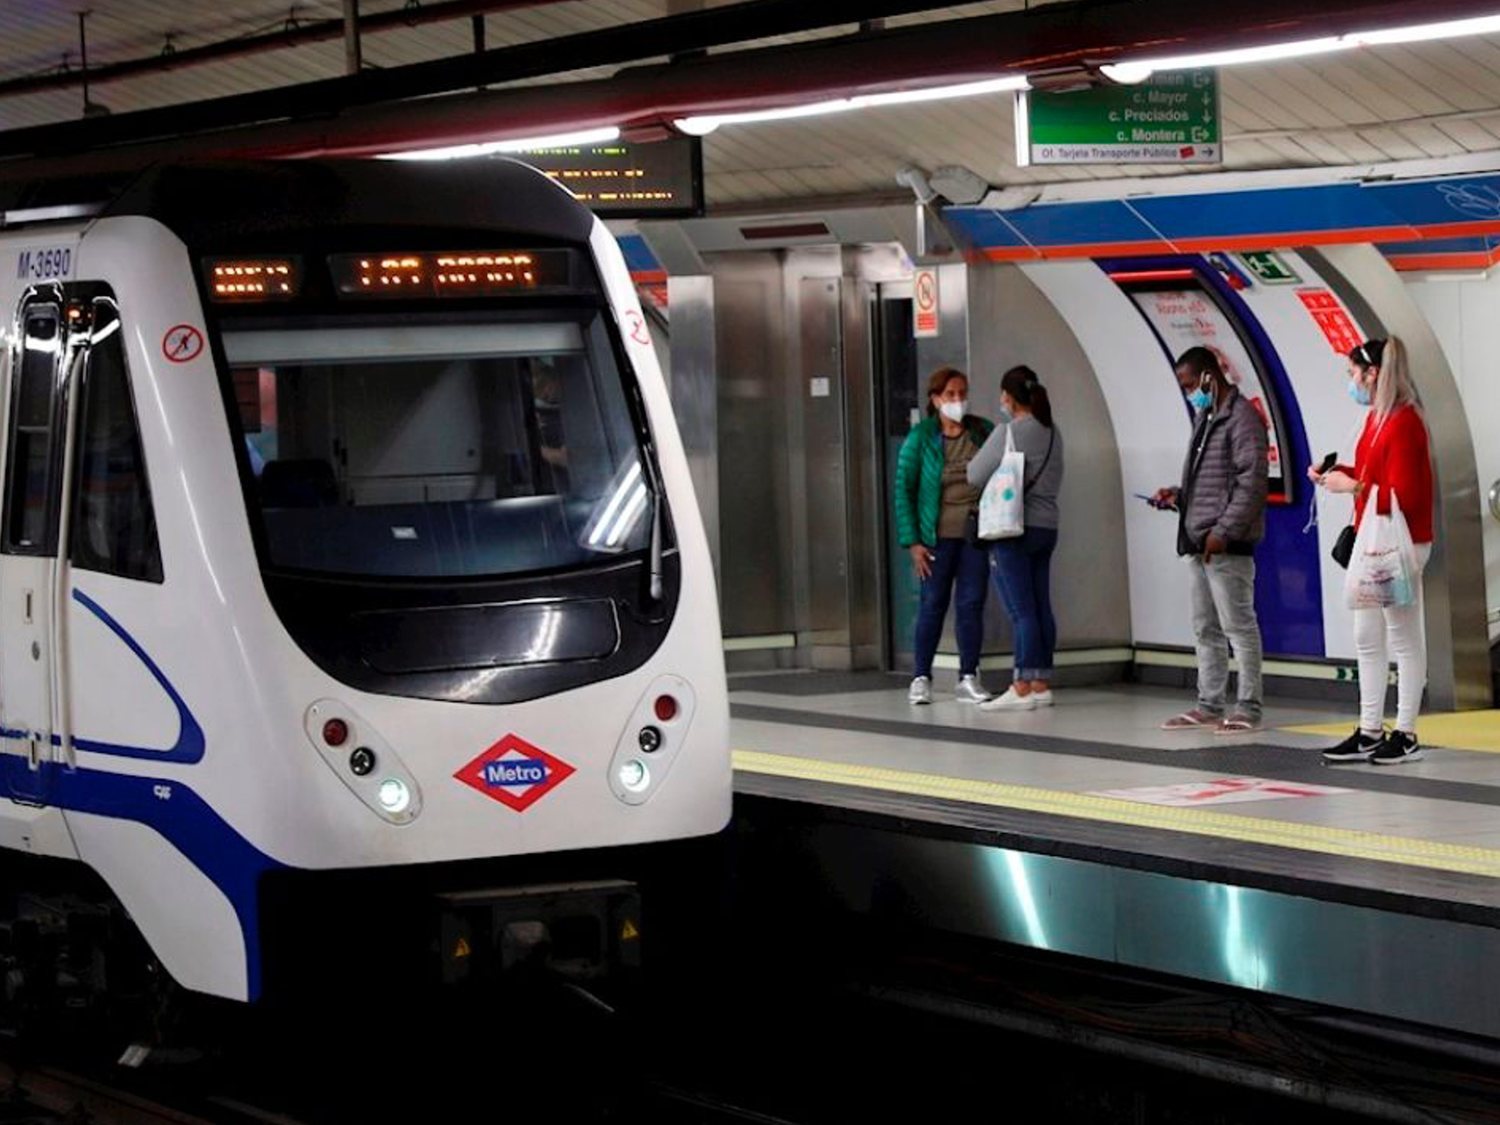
[894,366,994,704]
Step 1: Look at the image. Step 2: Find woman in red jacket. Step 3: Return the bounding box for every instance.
[1309,336,1434,766]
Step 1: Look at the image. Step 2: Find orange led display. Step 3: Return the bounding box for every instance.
[206,259,299,302]
[433,253,538,292]
[329,250,571,298]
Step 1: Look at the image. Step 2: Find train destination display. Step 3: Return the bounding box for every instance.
[514,136,704,217]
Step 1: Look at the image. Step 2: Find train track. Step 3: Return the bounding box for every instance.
[0,1057,303,1125]
[644,1083,809,1125]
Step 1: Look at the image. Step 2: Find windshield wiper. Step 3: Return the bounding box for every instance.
[648,479,664,603]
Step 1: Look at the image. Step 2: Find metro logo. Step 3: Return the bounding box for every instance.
[455,735,574,811]
[482,759,546,787]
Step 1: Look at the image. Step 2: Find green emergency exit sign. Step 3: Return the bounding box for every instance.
[1018,70,1220,165]
[1238,250,1301,284]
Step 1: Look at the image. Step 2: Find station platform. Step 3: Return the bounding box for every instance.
[729,671,1500,1040]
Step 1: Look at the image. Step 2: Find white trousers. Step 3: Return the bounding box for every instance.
[1354,544,1431,734]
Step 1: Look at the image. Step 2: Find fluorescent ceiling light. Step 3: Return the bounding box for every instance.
[1100,10,1500,85]
[675,75,1029,135]
[380,126,620,161]
[1352,14,1500,45]
[1100,36,1344,82]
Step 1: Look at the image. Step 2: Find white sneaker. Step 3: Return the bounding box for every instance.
[979,687,1036,712]
[908,676,933,705]
[954,675,992,704]
[1031,689,1054,708]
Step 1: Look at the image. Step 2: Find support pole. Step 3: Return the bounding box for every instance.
[343,0,362,75]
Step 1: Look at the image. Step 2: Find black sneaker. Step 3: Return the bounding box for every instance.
[1321,728,1383,764]
[1372,730,1424,766]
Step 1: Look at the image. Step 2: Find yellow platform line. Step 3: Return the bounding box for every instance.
[1286,711,1500,755]
[733,749,1500,880]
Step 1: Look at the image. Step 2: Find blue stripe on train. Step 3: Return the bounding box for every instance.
[2,588,280,999]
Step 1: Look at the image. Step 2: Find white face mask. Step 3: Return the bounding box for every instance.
[939,400,968,423]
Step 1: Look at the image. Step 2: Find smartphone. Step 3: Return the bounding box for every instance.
[1134,492,1167,509]
[1317,452,1338,474]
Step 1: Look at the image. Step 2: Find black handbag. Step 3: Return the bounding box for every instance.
[1331,524,1356,569]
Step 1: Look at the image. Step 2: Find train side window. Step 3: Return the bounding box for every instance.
[69,302,163,583]
[3,302,64,555]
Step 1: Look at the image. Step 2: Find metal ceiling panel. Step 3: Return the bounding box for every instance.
[4,2,1500,210]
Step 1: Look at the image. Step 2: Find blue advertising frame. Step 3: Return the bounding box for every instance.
[1098,254,1325,658]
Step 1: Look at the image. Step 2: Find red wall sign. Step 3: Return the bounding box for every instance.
[1296,289,1363,356]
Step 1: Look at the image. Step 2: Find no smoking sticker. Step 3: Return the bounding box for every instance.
[914,268,939,338]
[162,324,204,363]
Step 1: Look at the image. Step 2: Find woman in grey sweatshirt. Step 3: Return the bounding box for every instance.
[966,365,1065,711]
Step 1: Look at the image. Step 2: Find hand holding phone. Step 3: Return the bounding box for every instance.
[1309,452,1338,486]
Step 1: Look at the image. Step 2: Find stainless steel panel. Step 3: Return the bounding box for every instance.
[1308,245,1492,711]
[709,254,796,639]
[665,275,719,581]
[806,822,1500,1039]
[797,274,851,667]
[703,241,911,669]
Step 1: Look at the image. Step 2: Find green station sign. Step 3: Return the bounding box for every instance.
[1018,69,1220,166]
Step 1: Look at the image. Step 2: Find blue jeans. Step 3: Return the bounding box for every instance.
[913,537,989,678]
[990,527,1059,681]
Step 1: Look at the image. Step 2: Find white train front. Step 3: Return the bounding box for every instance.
[0,160,731,1003]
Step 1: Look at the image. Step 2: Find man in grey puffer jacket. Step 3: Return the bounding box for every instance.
[1151,346,1269,734]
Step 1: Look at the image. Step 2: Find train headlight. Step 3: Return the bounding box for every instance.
[609,676,697,806]
[305,700,421,825]
[618,759,650,793]
[378,778,412,814]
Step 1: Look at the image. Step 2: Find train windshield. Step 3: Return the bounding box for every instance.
[220,312,651,579]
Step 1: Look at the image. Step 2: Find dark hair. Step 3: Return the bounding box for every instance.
[1000,364,1053,429]
[925,366,968,416]
[1348,338,1386,371]
[1174,346,1223,381]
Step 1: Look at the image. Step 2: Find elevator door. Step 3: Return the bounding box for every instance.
[799,277,848,665]
[874,284,919,670]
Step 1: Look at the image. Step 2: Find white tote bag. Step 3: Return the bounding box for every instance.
[1344,486,1420,611]
[978,428,1025,540]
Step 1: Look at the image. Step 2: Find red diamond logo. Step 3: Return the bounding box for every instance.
[454,734,575,812]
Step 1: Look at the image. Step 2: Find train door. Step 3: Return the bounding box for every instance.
[0,287,69,804]
[0,288,159,806]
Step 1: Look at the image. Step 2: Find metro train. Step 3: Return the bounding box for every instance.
[0,159,731,1005]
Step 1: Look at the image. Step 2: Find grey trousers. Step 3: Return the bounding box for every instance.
[1187,555,1263,714]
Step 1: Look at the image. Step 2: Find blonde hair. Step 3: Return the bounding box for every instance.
[1373,336,1419,421]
